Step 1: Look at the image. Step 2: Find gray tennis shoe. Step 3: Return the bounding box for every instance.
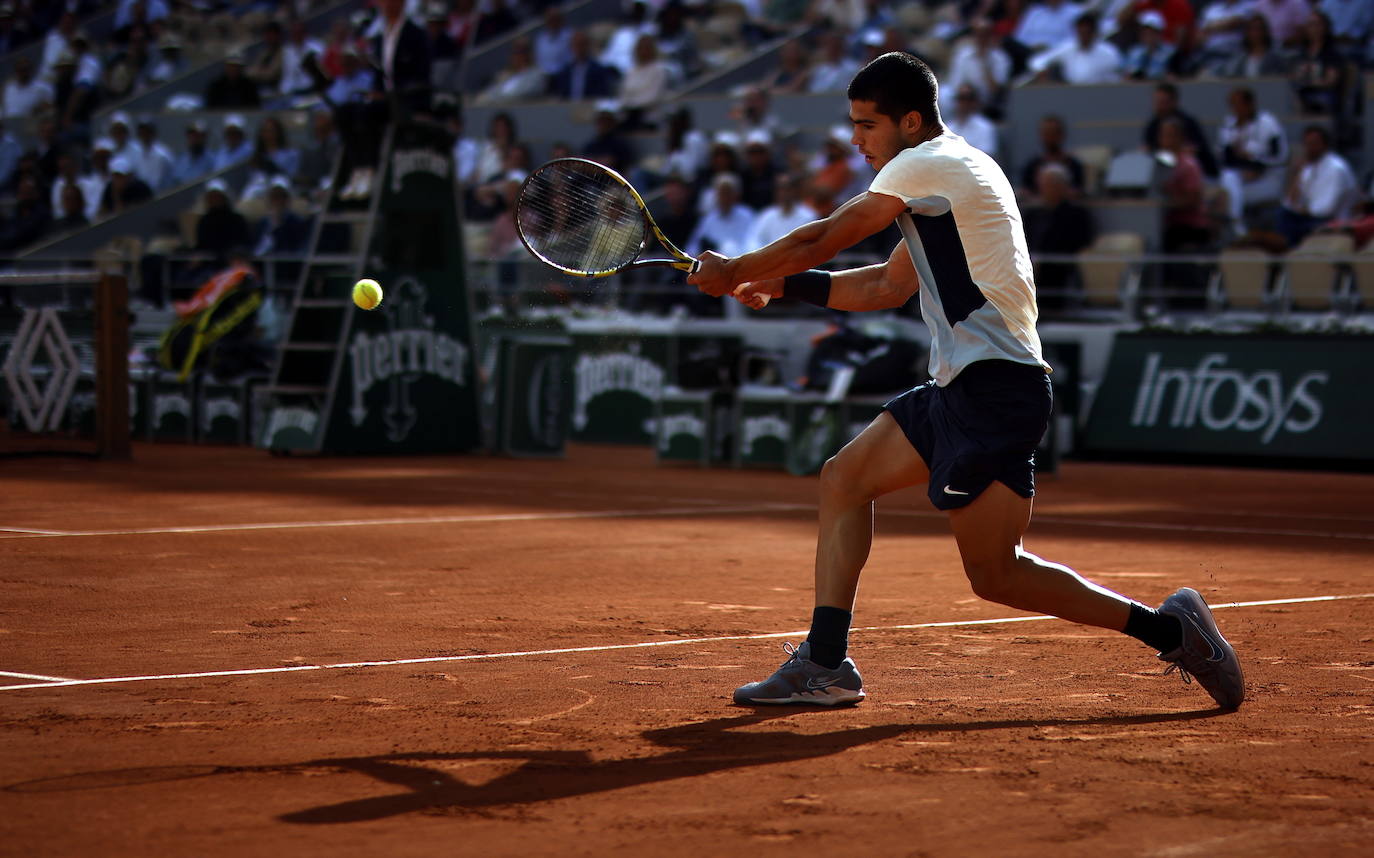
[733,641,866,706]
[1157,587,1245,709]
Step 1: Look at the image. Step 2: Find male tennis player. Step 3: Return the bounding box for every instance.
[688,52,1244,710]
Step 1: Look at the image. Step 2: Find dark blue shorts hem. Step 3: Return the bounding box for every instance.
[883,360,1051,511]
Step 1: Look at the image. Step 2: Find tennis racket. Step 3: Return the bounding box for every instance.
[515,158,700,279]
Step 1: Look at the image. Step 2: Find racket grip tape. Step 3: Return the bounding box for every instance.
[689,259,701,274]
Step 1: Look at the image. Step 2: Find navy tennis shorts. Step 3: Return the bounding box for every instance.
[883,359,1052,511]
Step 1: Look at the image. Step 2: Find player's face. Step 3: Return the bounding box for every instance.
[848,100,920,170]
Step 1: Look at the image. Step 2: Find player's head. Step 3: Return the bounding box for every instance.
[846,52,941,169]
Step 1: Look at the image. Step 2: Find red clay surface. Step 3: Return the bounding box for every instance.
[1,444,1372,857]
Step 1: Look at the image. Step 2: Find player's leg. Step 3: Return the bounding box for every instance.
[814,411,931,611]
[947,481,1136,629]
[948,481,1244,708]
[732,413,928,706]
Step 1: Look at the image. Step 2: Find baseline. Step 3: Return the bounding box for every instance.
[0,670,76,682]
[0,504,811,540]
[1,593,1368,693]
[2,503,1373,543]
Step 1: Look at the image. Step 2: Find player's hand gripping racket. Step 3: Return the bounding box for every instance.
[515,158,701,279]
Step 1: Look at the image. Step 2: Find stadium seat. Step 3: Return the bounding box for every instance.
[1070,144,1113,196]
[1076,232,1141,310]
[897,3,932,32]
[1283,233,1354,312]
[1351,242,1374,311]
[1102,151,1157,196]
[1214,247,1276,310]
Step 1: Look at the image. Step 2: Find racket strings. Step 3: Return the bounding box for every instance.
[516,161,649,275]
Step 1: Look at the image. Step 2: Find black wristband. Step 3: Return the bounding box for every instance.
[783,270,831,307]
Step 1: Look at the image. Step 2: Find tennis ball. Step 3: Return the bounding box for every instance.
[353,278,383,310]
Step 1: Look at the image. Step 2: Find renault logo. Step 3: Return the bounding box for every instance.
[2,308,81,433]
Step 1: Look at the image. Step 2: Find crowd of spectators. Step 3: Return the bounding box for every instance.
[1,0,1372,316]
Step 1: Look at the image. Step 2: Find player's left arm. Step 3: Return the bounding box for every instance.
[734,239,919,312]
[689,191,908,297]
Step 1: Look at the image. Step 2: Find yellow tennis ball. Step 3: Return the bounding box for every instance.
[353,278,383,310]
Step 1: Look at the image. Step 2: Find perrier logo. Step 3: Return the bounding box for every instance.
[347,278,470,442]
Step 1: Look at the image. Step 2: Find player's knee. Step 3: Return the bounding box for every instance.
[818,453,871,506]
[962,556,1016,604]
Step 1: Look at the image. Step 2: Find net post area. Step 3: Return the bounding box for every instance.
[0,271,130,459]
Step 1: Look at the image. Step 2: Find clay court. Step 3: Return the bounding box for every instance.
[2,444,1372,856]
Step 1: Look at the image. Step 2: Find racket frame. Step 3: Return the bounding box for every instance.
[515,157,699,279]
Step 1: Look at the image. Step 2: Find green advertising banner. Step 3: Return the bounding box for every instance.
[1084,333,1374,461]
[319,123,482,454]
[657,388,713,465]
[498,335,572,457]
[569,332,671,444]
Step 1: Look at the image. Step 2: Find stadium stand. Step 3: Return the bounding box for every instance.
[2,0,1373,457]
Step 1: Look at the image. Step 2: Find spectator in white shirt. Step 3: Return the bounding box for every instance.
[1218,87,1290,229]
[3,56,52,120]
[749,174,818,249]
[945,85,1000,159]
[132,117,176,191]
[49,151,98,220]
[85,139,115,219]
[1015,0,1085,52]
[808,31,860,93]
[214,115,255,171]
[601,3,656,75]
[1276,124,1357,246]
[41,11,78,80]
[618,34,674,116]
[1196,0,1256,65]
[533,7,573,76]
[475,36,545,104]
[278,18,325,97]
[106,112,136,160]
[1030,12,1123,84]
[70,32,104,90]
[941,19,1011,116]
[147,38,186,85]
[687,173,757,258]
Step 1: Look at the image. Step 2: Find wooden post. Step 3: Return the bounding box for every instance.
[95,273,131,459]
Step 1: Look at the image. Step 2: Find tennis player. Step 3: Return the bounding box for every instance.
[688,52,1244,710]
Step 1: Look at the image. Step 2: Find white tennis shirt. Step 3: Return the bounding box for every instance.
[868,131,1048,386]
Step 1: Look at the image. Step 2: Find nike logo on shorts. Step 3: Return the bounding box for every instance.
[943,485,971,496]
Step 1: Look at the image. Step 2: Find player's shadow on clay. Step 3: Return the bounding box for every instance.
[270,707,1226,824]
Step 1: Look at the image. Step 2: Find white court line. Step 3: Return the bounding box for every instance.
[0,504,812,539]
[0,670,75,682]
[0,525,75,533]
[1,592,1369,693]
[3,503,1372,542]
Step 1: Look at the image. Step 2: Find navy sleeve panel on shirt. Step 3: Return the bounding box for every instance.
[911,210,987,326]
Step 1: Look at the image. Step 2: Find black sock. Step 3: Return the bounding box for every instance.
[1124,603,1183,653]
[806,606,852,669]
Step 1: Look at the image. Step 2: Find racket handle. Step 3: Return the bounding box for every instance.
[689,259,700,274]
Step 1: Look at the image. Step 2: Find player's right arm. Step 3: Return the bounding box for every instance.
[734,239,919,312]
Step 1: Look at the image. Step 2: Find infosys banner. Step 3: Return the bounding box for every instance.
[1083,334,1374,461]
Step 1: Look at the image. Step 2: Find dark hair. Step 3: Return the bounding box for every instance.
[846,51,940,126]
[1155,82,1178,99]
[1231,87,1255,107]
[1303,124,1330,145]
